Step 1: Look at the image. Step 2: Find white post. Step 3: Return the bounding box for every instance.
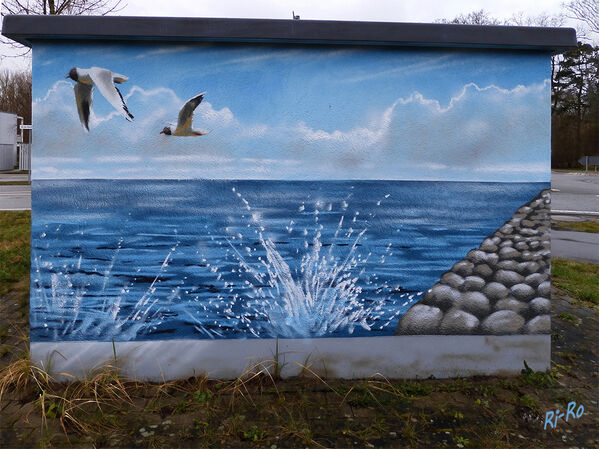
[586,156,588,174]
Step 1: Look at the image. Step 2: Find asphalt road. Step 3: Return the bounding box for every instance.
[551,171,599,214]
[0,184,31,211]
[552,229,599,264]
[0,173,29,182]
[550,171,599,263]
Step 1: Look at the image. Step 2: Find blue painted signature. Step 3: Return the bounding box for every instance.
[544,401,584,430]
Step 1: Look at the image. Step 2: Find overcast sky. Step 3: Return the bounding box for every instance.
[0,0,575,71]
[117,0,566,22]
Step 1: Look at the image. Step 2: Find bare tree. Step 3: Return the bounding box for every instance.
[0,70,32,140]
[564,0,599,38]
[1,0,126,60]
[505,11,565,27]
[435,9,502,26]
[2,0,124,17]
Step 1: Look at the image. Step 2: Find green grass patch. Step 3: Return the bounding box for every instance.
[0,211,30,297]
[552,258,599,305]
[0,181,30,185]
[519,361,558,388]
[553,220,599,233]
[557,312,582,326]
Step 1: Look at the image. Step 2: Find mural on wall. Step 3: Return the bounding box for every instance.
[31,42,551,342]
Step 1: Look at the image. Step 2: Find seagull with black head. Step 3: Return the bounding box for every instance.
[66,66,134,131]
[160,92,210,137]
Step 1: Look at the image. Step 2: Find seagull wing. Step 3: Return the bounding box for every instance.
[88,67,134,121]
[111,72,128,84]
[176,92,206,133]
[74,82,93,131]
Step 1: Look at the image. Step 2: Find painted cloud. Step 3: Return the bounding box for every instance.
[32,46,550,182]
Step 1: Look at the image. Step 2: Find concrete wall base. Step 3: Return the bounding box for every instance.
[31,335,550,381]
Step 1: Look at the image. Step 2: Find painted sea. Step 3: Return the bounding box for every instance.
[30,179,548,342]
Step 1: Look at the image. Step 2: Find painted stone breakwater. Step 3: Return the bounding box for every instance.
[397,190,551,335]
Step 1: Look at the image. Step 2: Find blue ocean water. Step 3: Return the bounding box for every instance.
[30,180,548,342]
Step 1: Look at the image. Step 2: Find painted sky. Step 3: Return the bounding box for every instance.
[32,42,550,181]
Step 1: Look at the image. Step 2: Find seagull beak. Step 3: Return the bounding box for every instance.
[159,130,165,134]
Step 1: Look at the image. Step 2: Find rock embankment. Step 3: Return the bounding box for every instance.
[396,190,551,335]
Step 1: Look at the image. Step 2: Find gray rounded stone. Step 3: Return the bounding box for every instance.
[525,315,551,334]
[484,253,499,267]
[422,284,460,310]
[499,240,514,248]
[473,263,493,279]
[452,260,474,277]
[483,282,509,301]
[499,247,520,260]
[537,281,550,298]
[439,308,480,334]
[397,305,443,335]
[455,291,490,318]
[529,241,540,249]
[467,249,490,265]
[525,273,547,288]
[521,251,534,261]
[441,272,464,289]
[491,236,501,245]
[497,260,519,271]
[520,228,539,236]
[481,310,525,334]
[499,224,514,235]
[480,239,497,252]
[510,283,536,301]
[521,219,535,228]
[495,297,527,314]
[529,297,551,315]
[515,241,529,251]
[494,270,524,287]
[517,262,540,276]
[462,276,486,291]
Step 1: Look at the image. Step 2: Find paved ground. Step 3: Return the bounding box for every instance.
[552,229,599,263]
[0,173,29,183]
[551,171,599,263]
[551,171,599,214]
[0,185,30,211]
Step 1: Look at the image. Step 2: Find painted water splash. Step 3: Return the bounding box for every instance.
[31,185,421,340]
[32,239,180,341]
[181,187,413,338]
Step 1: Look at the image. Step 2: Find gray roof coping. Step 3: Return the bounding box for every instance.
[2,15,577,53]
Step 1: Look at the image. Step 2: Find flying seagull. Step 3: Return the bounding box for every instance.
[66,66,134,131]
[160,92,209,137]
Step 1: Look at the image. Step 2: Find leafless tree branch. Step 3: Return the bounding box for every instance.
[564,0,599,39]
[1,0,126,65]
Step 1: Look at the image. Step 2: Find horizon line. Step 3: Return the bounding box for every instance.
[31,178,551,184]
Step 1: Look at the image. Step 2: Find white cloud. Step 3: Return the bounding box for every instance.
[344,54,460,83]
[135,46,192,59]
[95,156,142,163]
[32,77,550,181]
[35,156,83,164]
[150,155,233,163]
[474,162,549,173]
